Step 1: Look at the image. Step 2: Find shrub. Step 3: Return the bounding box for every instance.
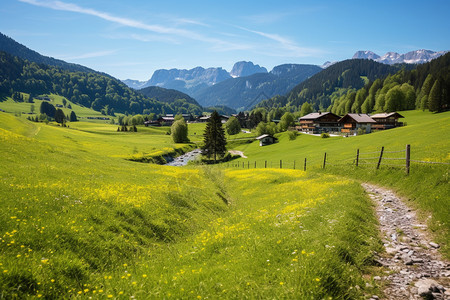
[288,130,298,140]
[321,132,330,138]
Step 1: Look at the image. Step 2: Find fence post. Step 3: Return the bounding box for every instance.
[406,144,410,175]
[254,161,256,168]
[265,160,267,168]
[376,146,384,170]
[356,149,359,167]
[304,158,307,171]
[242,162,244,168]
[323,152,327,169]
[247,161,249,169]
[280,160,282,169]
[294,160,296,169]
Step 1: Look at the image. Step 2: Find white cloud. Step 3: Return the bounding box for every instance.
[57,49,117,60]
[18,0,252,51]
[238,26,324,57]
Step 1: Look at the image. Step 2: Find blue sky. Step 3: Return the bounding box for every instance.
[1,0,449,81]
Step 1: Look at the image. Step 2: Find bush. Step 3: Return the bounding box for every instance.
[288,130,298,140]
[321,132,330,138]
[171,119,189,143]
[225,116,241,135]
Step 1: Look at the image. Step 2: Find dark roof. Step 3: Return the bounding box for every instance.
[339,113,376,123]
[299,112,340,121]
[370,112,405,119]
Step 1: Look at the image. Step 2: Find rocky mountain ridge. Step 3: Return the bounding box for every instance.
[352,49,448,65]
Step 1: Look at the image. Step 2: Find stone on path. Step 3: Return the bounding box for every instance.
[362,183,449,300]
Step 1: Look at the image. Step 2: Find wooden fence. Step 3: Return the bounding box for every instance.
[226,144,450,175]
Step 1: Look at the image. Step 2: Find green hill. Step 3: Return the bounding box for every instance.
[257,59,412,111]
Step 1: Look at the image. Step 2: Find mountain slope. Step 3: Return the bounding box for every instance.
[138,86,202,114]
[0,51,203,115]
[257,59,412,110]
[193,64,322,110]
[0,32,99,74]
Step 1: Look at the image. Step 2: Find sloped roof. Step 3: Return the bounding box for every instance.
[370,112,405,119]
[299,112,340,121]
[339,113,376,123]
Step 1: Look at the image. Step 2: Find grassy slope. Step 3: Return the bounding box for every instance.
[232,110,450,256]
[0,94,108,120]
[0,112,382,298]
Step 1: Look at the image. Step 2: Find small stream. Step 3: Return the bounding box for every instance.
[165,149,202,166]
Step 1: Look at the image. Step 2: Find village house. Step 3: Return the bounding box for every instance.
[339,113,376,135]
[298,112,341,134]
[370,112,405,130]
[197,114,230,123]
[255,134,277,146]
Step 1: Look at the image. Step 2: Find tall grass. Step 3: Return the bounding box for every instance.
[0,112,383,298]
[230,110,450,257]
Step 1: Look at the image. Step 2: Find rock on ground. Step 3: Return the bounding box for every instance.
[362,183,449,300]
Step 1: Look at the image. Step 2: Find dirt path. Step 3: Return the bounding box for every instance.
[228,150,247,158]
[362,183,449,299]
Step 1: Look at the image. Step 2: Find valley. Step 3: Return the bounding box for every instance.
[0,23,449,299]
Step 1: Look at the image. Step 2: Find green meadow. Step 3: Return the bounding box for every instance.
[0,107,448,299]
[229,110,450,256]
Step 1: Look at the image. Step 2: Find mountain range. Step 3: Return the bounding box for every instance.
[191,64,322,110]
[352,49,448,65]
[122,49,447,110]
[122,61,267,93]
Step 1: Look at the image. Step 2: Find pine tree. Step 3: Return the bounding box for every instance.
[202,111,226,163]
[54,108,66,124]
[428,78,442,112]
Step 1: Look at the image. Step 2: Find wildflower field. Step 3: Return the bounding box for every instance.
[0,109,448,298]
[229,110,450,257]
[0,111,384,298]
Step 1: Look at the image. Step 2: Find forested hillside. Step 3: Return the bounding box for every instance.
[0,51,201,115]
[328,52,450,114]
[138,86,203,115]
[256,59,410,112]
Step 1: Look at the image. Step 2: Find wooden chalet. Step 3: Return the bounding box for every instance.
[370,112,405,130]
[255,134,276,146]
[339,113,376,134]
[298,112,341,133]
[144,120,161,127]
[197,114,230,123]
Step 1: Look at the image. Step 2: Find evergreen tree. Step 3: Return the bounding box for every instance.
[54,108,66,124]
[428,78,442,112]
[419,74,434,110]
[69,111,78,122]
[40,101,56,119]
[202,111,226,163]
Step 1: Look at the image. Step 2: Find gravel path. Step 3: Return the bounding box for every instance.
[362,183,449,300]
